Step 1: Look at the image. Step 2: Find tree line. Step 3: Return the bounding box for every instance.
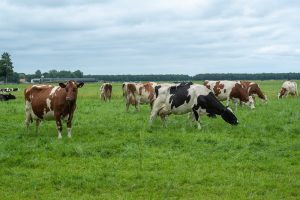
[85,73,300,82]
[1,51,300,83]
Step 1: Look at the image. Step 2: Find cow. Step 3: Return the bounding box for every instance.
[240,81,267,104]
[204,80,255,110]
[100,83,112,102]
[0,88,19,93]
[24,81,84,139]
[278,81,298,99]
[0,93,16,101]
[122,82,157,111]
[149,82,238,129]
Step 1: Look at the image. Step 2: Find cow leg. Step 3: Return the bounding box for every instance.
[55,118,63,139]
[35,120,41,134]
[189,109,201,129]
[193,110,201,129]
[67,120,72,138]
[226,97,231,107]
[135,101,140,112]
[25,101,33,132]
[149,108,160,127]
[160,114,167,127]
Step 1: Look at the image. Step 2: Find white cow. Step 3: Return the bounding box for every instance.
[278,81,298,99]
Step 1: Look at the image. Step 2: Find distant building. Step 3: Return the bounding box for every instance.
[19,78,26,83]
[30,77,97,83]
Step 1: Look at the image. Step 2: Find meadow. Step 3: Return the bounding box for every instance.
[0,80,299,200]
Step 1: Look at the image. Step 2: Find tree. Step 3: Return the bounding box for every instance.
[73,70,83,78]
[35,70,42,78]
[0,52,14,83]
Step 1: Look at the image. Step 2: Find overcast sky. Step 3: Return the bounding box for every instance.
[1,0,300,75]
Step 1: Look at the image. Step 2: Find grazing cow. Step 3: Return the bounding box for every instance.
[139,82,157,108]
[100,83,112,102]
[241,81,267,103]
[0,88,19,92]
[0,93,16,101]
[150,82,238,129]
[278,81,298,99]
[122,82,157,111]
[24,81,84,138]
[204,80,255,109]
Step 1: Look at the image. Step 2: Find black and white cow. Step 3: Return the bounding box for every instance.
[0,88,19,93]
[0,93,16,101]
[149,82,239,129]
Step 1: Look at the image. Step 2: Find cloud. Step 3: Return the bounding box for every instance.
[0,0,300,74]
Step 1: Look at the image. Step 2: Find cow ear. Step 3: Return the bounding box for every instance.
[59,83,66,88]
[77,82,84,88]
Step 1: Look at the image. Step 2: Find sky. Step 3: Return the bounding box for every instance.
[1,0,300,75]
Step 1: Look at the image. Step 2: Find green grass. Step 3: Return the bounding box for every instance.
[0,81,299,199]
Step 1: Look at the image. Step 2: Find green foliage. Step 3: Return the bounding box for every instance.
[0,52,14,83]
[35,70,42,77]
[0,81,299,199]
[83,73,300,82]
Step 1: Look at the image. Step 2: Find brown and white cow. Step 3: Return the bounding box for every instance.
[100,83,112,102]
[278,81,298,99]
[122,82,157,112]
[241,81,267,104]
[204,80,255,110]
[24,81,84,138]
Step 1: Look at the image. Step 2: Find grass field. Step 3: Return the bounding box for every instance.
[0,80,299,199]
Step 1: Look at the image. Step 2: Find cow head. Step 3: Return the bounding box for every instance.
[278,88,287,99]
[221,107,239,125]
[59,81,84,102]
[7,93,16,100]
[241,96,255,109]
[235,84,255,109]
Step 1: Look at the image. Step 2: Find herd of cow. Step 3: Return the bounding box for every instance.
[0,80,298,138]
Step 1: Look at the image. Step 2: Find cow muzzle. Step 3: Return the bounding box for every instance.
[66,97,75,102]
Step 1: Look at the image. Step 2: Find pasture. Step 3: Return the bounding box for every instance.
[0,81,299,199]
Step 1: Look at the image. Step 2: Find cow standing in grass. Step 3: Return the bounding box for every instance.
[204,80,255,110]
[240,81,267,104]
[24,81,84,138]
[100,83,112,102]
[278,81,298,99]
[122,82,157,111]
[150,82,238,129]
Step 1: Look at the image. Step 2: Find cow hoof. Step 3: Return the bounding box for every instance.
[58,135,62,139]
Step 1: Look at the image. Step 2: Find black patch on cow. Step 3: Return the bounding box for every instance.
[155,85,161,98]
[0,93,16,101]
[193,92,238,125]
[169,82,193,109]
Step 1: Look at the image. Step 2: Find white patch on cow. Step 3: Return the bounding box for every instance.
[58,131,62,139]
[63,114,69,121]
[25,100,32,125]
[50,86,59,96]
[67,128,72,138]
[42,98,55,120]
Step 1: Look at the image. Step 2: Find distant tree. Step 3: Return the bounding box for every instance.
[0,52,14,83]
[8,72,20,83]
[73,70,83,78]
[35,70,42,78]
[48,70,58,78]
